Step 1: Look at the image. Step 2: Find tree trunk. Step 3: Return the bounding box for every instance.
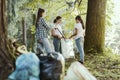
[0,0,13,79]
[22,17,27,46]
[85,0,107,52]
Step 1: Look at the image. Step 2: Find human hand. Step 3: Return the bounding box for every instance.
[58,36,62,39]
[62,36,66,39]
[69,36,73,39]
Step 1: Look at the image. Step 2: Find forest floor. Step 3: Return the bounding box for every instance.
[65,49,120,80]
[2,48,120,80]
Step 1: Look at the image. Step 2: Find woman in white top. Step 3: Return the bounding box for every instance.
[51,16,63,53]
[69,15,85,64]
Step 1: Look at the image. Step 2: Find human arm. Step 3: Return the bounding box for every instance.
[69,28,78,39]
[51,29,62,39]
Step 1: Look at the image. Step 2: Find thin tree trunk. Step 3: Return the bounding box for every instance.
[85,0,107,52]
[22,17,27,46]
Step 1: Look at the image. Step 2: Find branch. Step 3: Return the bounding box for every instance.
[78,0,82,7]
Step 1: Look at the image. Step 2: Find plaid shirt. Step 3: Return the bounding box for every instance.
[36,18,50,40]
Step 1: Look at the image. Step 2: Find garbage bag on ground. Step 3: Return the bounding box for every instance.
[8,52,40,80]
[64,61,97,80]
[61,39,75,59]
[38,52,65,80]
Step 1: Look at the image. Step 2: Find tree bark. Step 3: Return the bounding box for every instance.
[85,0,107,52]
[0,0,13,79]
[22,17,27,46]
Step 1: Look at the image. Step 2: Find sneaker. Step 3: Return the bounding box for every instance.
[79,61,84,64]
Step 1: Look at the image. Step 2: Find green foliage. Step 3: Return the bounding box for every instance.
[105,0,120,54]
[7,0,87,43]
[106,0,114,27]
[30,25,36,34]
[7,0,119,53]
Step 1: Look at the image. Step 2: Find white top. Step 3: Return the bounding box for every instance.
[53,24,63,37]
[74,22,84,40]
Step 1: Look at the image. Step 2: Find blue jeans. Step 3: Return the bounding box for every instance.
[75,37,84,62]
[53,37,62,53]
[37,38,53,54]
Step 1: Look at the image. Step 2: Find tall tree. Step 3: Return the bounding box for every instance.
[0,0,13,79]
[85,0,107,52]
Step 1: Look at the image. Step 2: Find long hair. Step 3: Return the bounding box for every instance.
[53,19,57,23]
[75,15,85,29]
[36,8,45,27]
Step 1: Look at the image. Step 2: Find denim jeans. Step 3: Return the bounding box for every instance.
[75,37,84,62]
[37,38,53,54]
[53,37,62,53]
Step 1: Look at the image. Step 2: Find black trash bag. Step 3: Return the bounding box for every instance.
[38,52,65,80]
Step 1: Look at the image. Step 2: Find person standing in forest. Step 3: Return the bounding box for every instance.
[51,16,63,53]
[69,15,85,64]
[36,8,52,55]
